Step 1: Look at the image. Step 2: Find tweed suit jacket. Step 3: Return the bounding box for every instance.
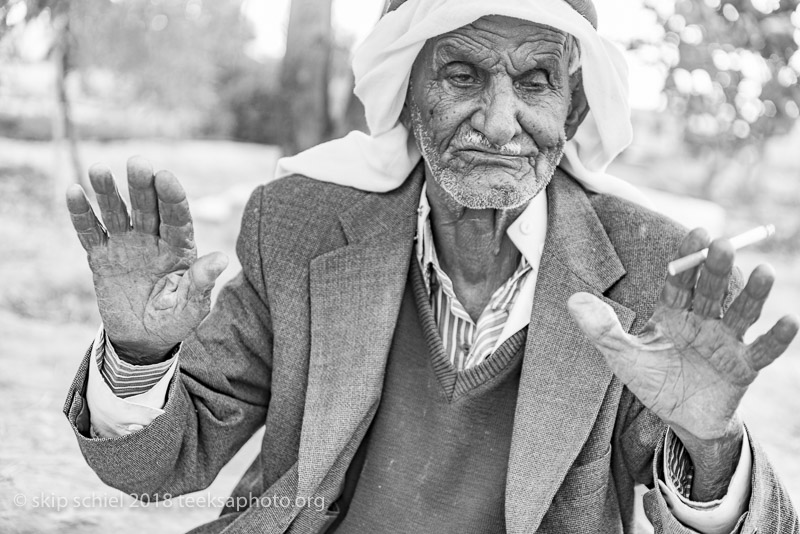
[64,167,798,533]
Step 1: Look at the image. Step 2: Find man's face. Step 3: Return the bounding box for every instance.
[406,16,577,209]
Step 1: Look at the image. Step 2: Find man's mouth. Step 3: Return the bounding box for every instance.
[454,130,535,157]
[454,149,532,167]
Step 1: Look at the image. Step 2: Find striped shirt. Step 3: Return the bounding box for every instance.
[416,185,534,371]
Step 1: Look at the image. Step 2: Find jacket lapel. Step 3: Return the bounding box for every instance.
[296,167,424,499]
[505,172,637,534]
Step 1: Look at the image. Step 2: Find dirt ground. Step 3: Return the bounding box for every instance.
[0,138,798,533]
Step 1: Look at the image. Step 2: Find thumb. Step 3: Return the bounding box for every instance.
[567,292,629,352]
[186,252,229,296]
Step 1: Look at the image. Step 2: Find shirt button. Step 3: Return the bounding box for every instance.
[520,221,533,235]
[126,424,144,433]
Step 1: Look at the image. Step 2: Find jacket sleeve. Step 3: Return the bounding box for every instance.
[614,388,799,533]
[642,429,800,534]
[62,185,273,499]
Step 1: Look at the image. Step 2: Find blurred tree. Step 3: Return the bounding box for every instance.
[280,0,333,155]
[1,0,369,153]
[2,0,259,191]
[645,0,800,199]
[0,0,256,137]
[51,0,85,190]
[70,0,253,117]
[219,57,284,144]
[329,32,367,138]
[0,0,86,189]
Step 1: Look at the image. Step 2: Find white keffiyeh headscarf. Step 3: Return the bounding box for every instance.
[275,0,651,207]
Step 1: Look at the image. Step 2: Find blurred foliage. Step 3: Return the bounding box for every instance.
[70,0,253,112]
[0,0,56,34]
[0,110,52,139]
[643,0,800,194]
[215,60,284,144]
[0,0,286,142]
[1,0,254,108]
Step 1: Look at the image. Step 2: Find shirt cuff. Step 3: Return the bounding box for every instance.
[659,426,752,534]
[97,328,177,397]
[86,326,180,438]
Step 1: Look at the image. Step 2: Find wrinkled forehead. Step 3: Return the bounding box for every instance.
[383,0,598,28]
[428,16,571,49]
[419,17,573,68]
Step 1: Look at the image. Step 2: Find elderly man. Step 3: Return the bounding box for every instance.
[63,0,798,533]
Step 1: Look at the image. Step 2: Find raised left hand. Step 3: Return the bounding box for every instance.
[568,228,799,442]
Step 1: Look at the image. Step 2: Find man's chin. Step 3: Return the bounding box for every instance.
[437,171,549,210]
[442,183,538,210]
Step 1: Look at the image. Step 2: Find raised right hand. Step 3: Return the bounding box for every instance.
[66,156,229,364]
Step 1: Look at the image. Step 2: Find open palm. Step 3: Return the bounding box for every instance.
[569,229,799,441]
[66,157,228,363]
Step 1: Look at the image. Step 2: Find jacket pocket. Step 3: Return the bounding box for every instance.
[556,444,612,503]
[539,445,623,533]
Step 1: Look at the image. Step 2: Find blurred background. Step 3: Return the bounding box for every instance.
[0,0,798,532]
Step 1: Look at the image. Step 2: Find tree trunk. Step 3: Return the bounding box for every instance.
[51,3,86,193]
[280,0,333,155]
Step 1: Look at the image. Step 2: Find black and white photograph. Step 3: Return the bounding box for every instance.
[1,0,800,532]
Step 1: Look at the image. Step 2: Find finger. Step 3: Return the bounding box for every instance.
[746,314,800,371]
[692,238,735,319]
[722,264,775,339]
[176,252,229,302]
[155,170,194,250]
[659,228,711,310]
[567,292,631,353]
[66,184,107,251]
[127,156,159,235]
[88,164,131,234]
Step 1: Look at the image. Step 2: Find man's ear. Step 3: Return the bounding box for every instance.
[565,70,590,140]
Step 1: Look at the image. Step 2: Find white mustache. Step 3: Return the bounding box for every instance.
[460,130,524,156]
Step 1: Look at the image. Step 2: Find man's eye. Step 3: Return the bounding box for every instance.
[517,72,550,91]
[450,73,476,84]
[444,64,479,86]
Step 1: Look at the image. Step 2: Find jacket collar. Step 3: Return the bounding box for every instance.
[505,170,635,533]
[297,164,424,498]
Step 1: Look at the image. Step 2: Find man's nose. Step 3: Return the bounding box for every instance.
[470,78,522,147]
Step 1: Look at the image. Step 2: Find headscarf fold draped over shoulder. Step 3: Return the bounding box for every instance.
[276,0,651,207]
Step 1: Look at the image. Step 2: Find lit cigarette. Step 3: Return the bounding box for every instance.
[667,225,776,276]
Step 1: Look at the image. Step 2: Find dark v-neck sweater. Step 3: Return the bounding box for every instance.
[331,260,528,533]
